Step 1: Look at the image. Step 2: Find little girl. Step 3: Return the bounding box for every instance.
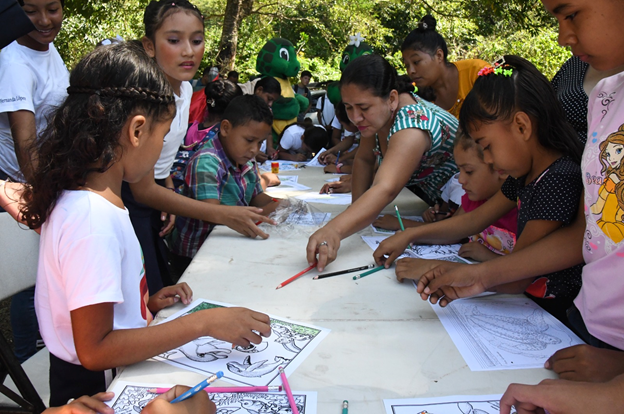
[21,43,271,406]
[275,123,328,161]
[375,55,585,323]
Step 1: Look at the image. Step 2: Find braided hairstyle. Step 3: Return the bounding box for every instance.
[144,0,204,42]
[21,42,175,229]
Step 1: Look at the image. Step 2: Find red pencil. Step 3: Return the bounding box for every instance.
[275,263,316,290]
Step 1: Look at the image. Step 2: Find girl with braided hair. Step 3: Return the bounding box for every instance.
[22,42,271,406]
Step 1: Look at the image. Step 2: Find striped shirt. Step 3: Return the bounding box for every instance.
[378,94,459,203]
[172,133,263,258]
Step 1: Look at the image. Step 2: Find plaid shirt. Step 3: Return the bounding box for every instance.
[172,133,263,257]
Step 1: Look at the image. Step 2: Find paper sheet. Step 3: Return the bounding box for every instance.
[431,296,584,371]
[265,175,312,192]
[304,148,326,167]
[295,192,352,205]
[259,160,305,172]
[325,177,340,182]
[361,235,466,262]
[153,299,330,386]
[107,381,318,413]
[283,211,331,226]
[384,394,505,414]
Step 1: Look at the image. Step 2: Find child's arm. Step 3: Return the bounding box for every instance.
[250,193,280,216]
[373,191,515,267]
[129,172,275,240]
[42,393,114,414]
[415,196,585,307]
[372,215,426,231]
[70,304,271,371]
[277,150,307,162]
[8,111,37,182]
[142,385,216,414]
[318,136,355,165]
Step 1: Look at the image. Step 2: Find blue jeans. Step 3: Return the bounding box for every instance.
[10,286,39,363]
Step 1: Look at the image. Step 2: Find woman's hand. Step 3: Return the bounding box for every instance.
[306,227,342,271]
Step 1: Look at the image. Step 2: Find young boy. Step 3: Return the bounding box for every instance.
[172,95,279,269]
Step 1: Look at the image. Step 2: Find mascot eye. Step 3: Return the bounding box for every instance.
[279,47,290,61]
[342,54,350,66]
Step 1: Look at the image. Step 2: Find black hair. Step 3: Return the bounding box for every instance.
[301,70,312,78]
[334,101,351,126]
[227,71,239,78]
[254,76,281,95]
[204,79,243,118]
[454,129,484,161]
[401,15,449,63]
[302,125,329,153]
[22,42,175,229]
[340,54,413,99]
[18,0,64,6]
[144,0,204,41]
[459,55,584,163]
[223,94,273,128]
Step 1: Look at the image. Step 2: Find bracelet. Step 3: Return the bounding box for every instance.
[335,163,343,173]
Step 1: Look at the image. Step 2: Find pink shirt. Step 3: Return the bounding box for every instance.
[462,194,518,255]
[575,71,624,350]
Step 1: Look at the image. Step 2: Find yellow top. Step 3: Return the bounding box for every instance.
[448,59,489,119]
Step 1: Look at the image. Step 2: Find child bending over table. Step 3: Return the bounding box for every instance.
[171,95,280,270]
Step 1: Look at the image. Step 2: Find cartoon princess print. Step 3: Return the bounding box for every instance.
[590,124,624,243]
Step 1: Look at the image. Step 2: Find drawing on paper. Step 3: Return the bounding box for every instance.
[384,395,512,414]
[154,299,330,386]
[108,383,317,414]
[432,297,584,370]
[111,385,159,414]
[407,244,461,258]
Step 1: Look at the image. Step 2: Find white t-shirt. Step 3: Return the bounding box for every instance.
[316,95,335,127]
[440,173,465,206]
[155,81,192,179]
[280,125,304,153]
[575,71,624,350]
[0,41,69,181]
[35,191,151,364]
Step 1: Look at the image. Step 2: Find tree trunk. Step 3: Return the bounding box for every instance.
[216,0,254,71]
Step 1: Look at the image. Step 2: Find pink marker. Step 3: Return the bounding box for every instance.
[148,385,282,394]
[279,366,299,414]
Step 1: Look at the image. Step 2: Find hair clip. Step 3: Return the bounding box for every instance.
[412,82,419,94]
[419,21,428,30]
[478,66,494,77]
[503,68,513,77]
[94,90,101,96]
[207,99,215,107]
[493,56,505,68]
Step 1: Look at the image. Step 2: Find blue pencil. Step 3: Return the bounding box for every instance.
[171,371,223,403]
[335,151,341,165]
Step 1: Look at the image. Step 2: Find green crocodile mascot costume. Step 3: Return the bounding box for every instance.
[256,38,309,139]
[326,33,374,105]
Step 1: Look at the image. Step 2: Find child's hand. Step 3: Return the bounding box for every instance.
[319,152,336,165]
[223,206,277,239]
[323,164,339,174]
[372,215,401,231]
[159,211,176,237]
[372,232,412,267]
[293,153,307,162]
[44,392,115,414]
[319,180,351,194]
[545,344,624,383]
[416,262,486,306]
[458,242,498,262]
[149,283,193,313]
[260,172,281,188]
[396,258,442,282]
[203,307,271,347]
[141,385,216,414]
[255,151,268,164]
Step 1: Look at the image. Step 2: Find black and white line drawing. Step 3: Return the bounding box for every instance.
[384,394,514,414]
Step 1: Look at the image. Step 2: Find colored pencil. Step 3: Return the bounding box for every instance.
[170,372,223,403]
[395,204,414,249]
[352,265,385,280]
[313,264,375,279]
[335,151,341,165]
[276,263,316,289]
[149,386,282,394]
[342,400,349,414]
[279,366,299,414]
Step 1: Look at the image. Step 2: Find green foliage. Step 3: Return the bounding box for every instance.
[54,0,570,81]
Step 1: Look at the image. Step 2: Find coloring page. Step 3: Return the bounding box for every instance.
[305,148,326,167]
[283,211,331,226]
[324,177,340,182]
[295,192,352,205]
[153,299,330,386]
[431,296,584,370]
[107,382,318,414]
[361,236,464,262]
[384,394,512,414]
[259,161,304,172]
[266,180,312,193]
[370,215,424,234]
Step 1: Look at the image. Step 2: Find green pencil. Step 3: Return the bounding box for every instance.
[394,204,414,249]
[353,265,385,280]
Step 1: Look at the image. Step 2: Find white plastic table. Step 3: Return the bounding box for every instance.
[112,167,555,412]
